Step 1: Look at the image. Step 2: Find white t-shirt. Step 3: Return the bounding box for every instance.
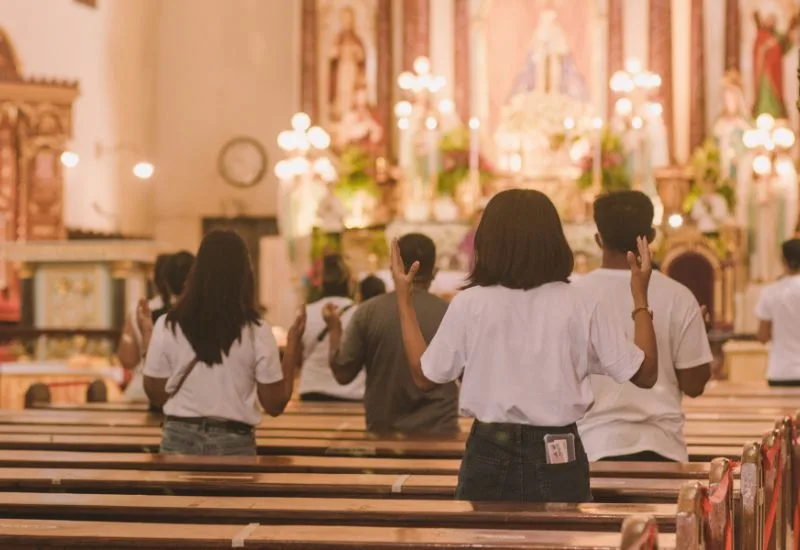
[576,269,712,462]
[123,296,163,401]
[143,316,283,425]
[756,275,800,381]
[420,283,644,427]
[298,297,365,400]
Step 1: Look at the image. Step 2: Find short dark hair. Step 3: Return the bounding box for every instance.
[152,254,172,305]
[594,191,656,254]
[321,254,350,298]
[467,189,573,290]
[359,275,386,301]
[164,251,195,297]
[167,230,259,365]
[783,238,800,270]
[398,233,437,282]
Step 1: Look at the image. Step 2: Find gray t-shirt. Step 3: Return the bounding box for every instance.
[334,290,459,435]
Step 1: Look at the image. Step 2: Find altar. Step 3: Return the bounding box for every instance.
[1,240,158,359]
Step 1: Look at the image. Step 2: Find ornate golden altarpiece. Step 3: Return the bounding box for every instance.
[0,29,78,322]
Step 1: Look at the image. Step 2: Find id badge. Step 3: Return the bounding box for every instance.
[544,433,576,465]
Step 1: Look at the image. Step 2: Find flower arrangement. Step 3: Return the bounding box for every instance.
[684,139,735,212]
[336,145,379,201]
[575,130,631,192]
[496,92,594,141]
[436,127,495,197]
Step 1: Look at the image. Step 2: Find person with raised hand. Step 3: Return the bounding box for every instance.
[577,191,712,464]
[391,188,658,503]
[323,233,459,436]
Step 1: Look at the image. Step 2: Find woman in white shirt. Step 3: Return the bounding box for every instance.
[299,254,365,401]
[391,189,658,502]
[142,230,305,456]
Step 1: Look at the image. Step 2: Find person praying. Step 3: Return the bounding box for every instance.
[577,191,712,463]
[756,238,800,386]
[142,230,305,456]
[391,189,658,503]
[298,254,364,402]
[323,233,459,436]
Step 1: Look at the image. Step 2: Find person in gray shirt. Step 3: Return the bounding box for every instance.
[322,233,459,435]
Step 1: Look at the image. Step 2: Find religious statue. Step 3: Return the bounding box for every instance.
[329,7,367,122]
[337,86,384,155]
[752,7,800,118]
[713,71,750,181]
[316,182,348,237]
[690,179,732,235]
[510,4,588,101]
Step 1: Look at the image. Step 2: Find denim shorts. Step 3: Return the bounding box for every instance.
[160,418,257,456]
[456,420,591,503]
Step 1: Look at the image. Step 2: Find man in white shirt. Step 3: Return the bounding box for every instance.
[576,191,712,462]
[756,239,800,386]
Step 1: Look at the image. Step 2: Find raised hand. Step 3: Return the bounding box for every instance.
[288,306,307,343]
[321,302,341,331]
[391,238,418,301]
[627,236,653,304]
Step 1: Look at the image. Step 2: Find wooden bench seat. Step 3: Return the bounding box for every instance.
[0,492,679,532]
[0,517,677,549]
[0,467,707,503]
[0,449,714,478]
[0,422,772,447]
[0,432,743,461]
[0,409,787,436]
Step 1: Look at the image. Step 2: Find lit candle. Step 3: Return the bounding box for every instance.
[592,117,603,191]
[469,117,480,178]
[426,116,438,186]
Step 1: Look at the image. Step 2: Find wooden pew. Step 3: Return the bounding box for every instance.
[0,422,770,448]
[0,467,698,503]
[0,492,679,532]
[0,449,714,479]
[0,432,743,462]
[1,409,783,434]
[0,517,675,549]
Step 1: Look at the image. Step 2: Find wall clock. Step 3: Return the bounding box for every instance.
[218,136,267,188]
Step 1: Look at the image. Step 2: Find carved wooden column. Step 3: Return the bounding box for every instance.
[606,0,624,120]
[689,0,706,152]
[724,0,740,70]
[649,0,674,162]
[453,0,470,123]
[300,0,318,121]
[403,0,430,71]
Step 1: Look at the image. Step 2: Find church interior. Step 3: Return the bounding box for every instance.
[0,0,798,547]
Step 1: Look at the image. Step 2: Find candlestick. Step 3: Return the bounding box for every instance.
[469,117,480,177]
[592,117,603,191]
[426,116,438,192]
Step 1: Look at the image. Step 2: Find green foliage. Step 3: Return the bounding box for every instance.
[576,130,631,192]
[684,139,736,212]
[436,127,495,198]
[336,145,379,200]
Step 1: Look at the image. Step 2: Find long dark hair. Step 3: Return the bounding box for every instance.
[166,230,260,364]
[466,189,573,290]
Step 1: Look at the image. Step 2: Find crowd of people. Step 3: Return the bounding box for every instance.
[118,188,800,503]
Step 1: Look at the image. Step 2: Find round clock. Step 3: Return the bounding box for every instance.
[218,136,267,188]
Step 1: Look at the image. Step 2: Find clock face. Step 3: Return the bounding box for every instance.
[218,137,267,188]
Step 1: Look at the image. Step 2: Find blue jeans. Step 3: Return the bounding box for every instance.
[456,420,591,503]
[160,418,257,456]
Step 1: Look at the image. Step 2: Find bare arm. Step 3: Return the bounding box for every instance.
[258,310,306,417]
[326,319,363,385]
[628,237,659,389]
[676,364,712,398]
[757,320,772,344]
[117,316,141,370]
[143,376,168,407]
[391,239,437,392]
